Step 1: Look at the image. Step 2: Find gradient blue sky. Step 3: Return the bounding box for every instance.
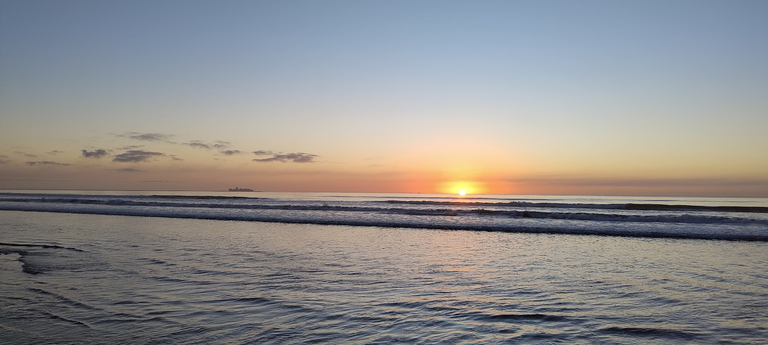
[1,0,767,196]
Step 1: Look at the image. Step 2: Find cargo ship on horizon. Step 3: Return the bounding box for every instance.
[228,187,254,192]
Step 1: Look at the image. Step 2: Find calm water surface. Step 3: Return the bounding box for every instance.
[1,210,767,344]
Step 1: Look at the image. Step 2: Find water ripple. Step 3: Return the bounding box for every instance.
[1,211,767,344]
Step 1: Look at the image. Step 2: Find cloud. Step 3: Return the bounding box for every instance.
[81,149,109,159]
[1,178,70,182]
[114,168,141,173]
[0,155,9,164]
[26,161,71,166]
[15,151,37,158]
[221,150,244,156]
[253,150,274,156]
[112,150,165,163]
[507,176,768,188]
[170,155,183,161]
[253,152,318,163]
[118,132,175,143]
[48,150,64,155]
[184,140,230,150]
[118,145,144,150]
[184,141,212,149]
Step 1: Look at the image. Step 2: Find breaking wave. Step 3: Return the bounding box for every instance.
[1,192,767,241]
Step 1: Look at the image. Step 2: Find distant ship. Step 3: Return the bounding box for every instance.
[228,187,254,192]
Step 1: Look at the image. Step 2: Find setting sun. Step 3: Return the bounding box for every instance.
[436,180,490,195]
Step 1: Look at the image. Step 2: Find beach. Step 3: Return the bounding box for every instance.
[3,1,767,343]
[2,200,767,344]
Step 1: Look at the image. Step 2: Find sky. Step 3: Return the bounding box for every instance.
[1,0,767,196]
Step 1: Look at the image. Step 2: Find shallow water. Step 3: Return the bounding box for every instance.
[1,210,768,344]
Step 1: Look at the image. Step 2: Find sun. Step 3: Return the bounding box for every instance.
[437,180,487,195]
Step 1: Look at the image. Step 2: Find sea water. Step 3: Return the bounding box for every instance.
[1,191,767,344]
[1,191,767,241]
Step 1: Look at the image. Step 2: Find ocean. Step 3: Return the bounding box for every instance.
[1,191,767,344]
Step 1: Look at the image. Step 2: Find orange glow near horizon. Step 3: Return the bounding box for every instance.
[437,180,489,195]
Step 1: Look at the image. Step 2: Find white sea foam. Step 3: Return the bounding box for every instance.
[1,192,767,241]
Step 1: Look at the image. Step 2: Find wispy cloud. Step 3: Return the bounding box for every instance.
[117,132,175,143]
[81,149,109,159]
[26,161,71,166]
[1,178,71,182]
[184,141,212,149]
[0,155,9,164]
[113,150,165,163]
[183,140,231,150]
[221,150,244,156]
[507,176,768,187]
[114,168,141,173]
[15,151,37,158]
[118,145,144,150]
[47,150,64,155]
[253,151,318,163]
